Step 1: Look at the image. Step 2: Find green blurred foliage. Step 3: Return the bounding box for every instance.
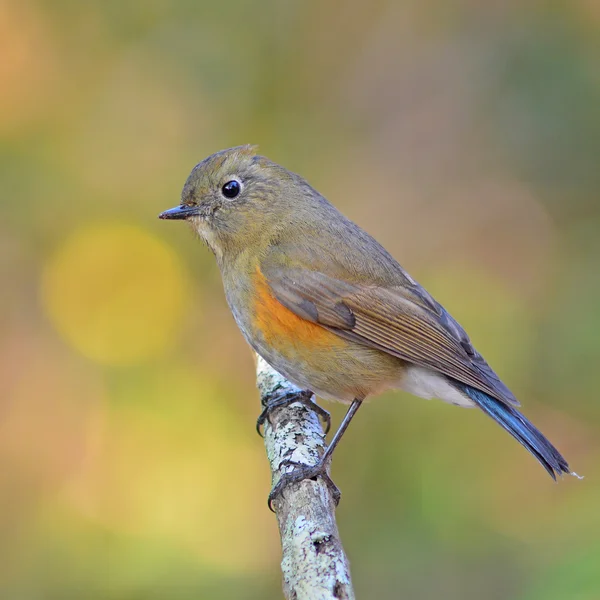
[1,0,599,598]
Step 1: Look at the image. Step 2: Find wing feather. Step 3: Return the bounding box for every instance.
[265,265,518,407]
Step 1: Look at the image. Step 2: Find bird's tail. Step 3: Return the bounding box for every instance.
[453,382,573,479]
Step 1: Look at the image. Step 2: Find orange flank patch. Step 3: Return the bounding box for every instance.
[252,267,346,352]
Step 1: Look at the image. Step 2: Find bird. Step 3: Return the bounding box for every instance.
[159,144,574,506]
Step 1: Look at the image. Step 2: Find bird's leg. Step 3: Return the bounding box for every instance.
[256,388,331,437]
[268,397,363,511]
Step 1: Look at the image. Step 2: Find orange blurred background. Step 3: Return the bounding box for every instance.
[1,1,599,598]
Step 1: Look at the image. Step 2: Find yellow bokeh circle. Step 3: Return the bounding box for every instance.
[42,223,187,365]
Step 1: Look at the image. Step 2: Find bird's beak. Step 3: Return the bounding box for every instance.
[158,205,201,220]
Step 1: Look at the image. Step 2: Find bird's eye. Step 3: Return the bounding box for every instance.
[221,180,241,199]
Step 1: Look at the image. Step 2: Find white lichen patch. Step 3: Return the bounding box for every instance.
[256,355,355,600]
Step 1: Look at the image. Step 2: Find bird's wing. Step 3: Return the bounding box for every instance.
[262,265,518,407]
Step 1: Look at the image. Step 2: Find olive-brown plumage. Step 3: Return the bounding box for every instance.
[159,145,573,502]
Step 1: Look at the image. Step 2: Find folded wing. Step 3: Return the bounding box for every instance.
[263,265,518,407]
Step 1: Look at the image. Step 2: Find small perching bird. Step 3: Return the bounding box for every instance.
[160,145,577,505]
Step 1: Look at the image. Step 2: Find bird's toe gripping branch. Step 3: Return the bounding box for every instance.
[268,459,341,512]
[256,389,331,437]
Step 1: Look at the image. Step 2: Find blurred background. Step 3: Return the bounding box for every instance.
[1,0,599,598]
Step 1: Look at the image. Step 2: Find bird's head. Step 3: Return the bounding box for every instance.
[159,145,308,260]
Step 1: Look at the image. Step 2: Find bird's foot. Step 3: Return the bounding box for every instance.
[267,459,341,512]
[256,389,331,437]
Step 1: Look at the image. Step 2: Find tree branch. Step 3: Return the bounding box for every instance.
[256,355,355,600]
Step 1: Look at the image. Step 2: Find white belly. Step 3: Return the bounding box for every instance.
[400,366,475,407]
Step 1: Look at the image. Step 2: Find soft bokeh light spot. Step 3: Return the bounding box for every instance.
[42,224,187,365]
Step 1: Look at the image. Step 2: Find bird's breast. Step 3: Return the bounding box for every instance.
[250,266,347,352]
[224,264,405,402]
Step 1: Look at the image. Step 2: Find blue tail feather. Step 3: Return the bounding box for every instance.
[453,382,571,479]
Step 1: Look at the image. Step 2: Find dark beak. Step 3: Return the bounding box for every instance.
[158,205,200,220]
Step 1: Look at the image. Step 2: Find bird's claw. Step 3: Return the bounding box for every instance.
[256,390,331,437]
[267,459,341,512]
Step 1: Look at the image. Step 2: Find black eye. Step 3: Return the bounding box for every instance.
[221,180,241,199]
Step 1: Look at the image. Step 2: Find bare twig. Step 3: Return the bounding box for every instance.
[256,355,355,600]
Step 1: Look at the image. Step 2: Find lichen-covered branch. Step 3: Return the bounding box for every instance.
[256,355,355,600]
